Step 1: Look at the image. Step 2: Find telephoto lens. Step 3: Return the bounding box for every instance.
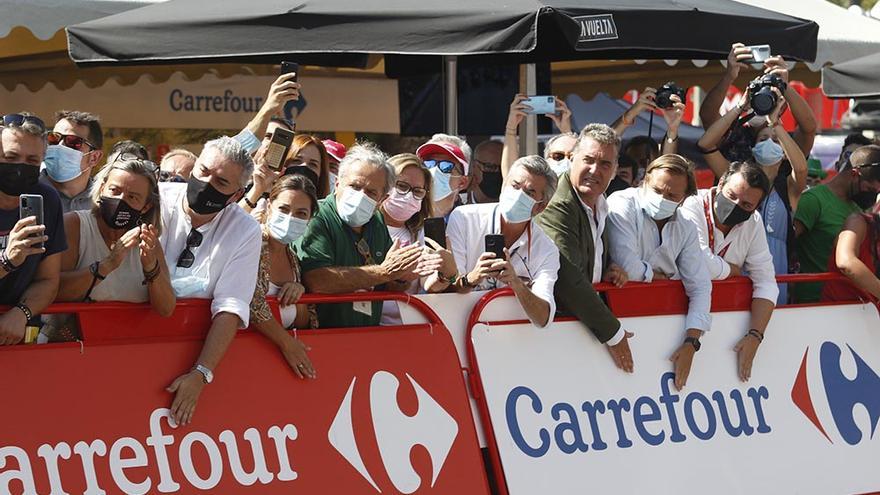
[748,74,787,116]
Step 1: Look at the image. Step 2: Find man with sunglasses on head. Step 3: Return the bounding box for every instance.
[158,149,197,183]
[40,110,104,213]
[158,136,262,426]
[441,155,560,328]
[0,113,66,345]
[416,135,471,219]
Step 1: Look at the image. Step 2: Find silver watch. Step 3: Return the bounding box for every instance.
[192,364,213,384]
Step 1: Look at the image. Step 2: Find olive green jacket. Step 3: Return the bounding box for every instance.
[536,172,621,342]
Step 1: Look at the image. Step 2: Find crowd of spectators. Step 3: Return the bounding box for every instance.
[3,43,880,424]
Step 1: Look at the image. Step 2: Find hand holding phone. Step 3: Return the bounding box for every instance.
[744,44,771,64]
[265,127,295,172]
[280,61,299,81]
[19,194,44,250]
[423,217,447,249]
[484,234,506,261]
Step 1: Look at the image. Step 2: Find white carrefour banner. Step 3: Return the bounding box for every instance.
[471,303,880,494]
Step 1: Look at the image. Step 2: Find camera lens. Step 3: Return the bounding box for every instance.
[751,88,777,116]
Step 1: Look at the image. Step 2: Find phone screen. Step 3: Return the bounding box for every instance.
[484,234,506,261]
[265,127,295,171]
[423,217,446,249]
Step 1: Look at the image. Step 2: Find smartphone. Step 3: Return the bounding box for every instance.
[423,217,446,249]
[19,194,44,249]
[484,234,506,261]
[522,95,556,115]
[265,127,295,172]
[280,61,299,81]
[744,44,771,64]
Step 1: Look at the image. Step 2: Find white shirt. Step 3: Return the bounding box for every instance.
[446,203,560,327]
[380,225,425,325]
[679,188,779,303]
[159,183,262,328]
[606,187,712,332]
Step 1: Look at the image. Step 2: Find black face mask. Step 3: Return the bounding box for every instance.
[99,196,142,230]
[479,171,502,199]
[714,190,752,227]
[186,176,233,215]
[851,177,877,210]
[0,162,40,196]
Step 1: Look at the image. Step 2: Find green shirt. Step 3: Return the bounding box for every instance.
[295,196,393,328]
[793,184,861,302]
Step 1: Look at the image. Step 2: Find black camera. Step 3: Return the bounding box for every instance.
[655,82,686,109]
[747,74,788,116]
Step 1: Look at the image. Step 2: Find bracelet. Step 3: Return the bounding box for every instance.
[83,261,105,302]
[243,195,258,209]
[461,273,477,289]
[14,303,33,321]
[664,134,679,144]
[747,329,764,343]
[0,251,20,273]
[142,260,161,285]
[437,271,458,285]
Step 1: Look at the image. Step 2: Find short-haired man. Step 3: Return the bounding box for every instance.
[297,143,425,328]
[107,139,149,163]
[444,155,560,327]
[470,139,503,204]
[159,136,262,426]
[538,123,635,371]
[679,161,777,381]
[417,135,471,218]
[41,110,104,213]
[159,149,197,182]
[0,114,66,345]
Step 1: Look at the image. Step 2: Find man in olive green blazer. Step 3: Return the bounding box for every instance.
[537,124,635,372]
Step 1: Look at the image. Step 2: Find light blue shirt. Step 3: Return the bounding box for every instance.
[761,189,789,304]
[606,187,713,332]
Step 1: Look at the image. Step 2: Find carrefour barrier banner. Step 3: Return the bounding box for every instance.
[471,303,880,494]
[0,326,487,494]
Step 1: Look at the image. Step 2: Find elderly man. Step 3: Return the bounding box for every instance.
[159,136,262,426]
[679,161,776,382]
[443,155,560,328]
[470,139,503,203]
[40,110,104,213]
[159,149,197,182]
[0,113,65,345]
[537,124,635,372]
[416,134,471,218]
[607,154,712,391]
[297,143,424,328]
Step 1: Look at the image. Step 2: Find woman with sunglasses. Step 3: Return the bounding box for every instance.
[378,153,457,324]
[43,156,174,341]
[249,174,319,378]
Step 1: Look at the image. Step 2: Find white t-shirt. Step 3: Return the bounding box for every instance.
[159,183,262,328]
[380,225,425,325]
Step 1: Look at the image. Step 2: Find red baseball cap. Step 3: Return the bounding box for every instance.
[416,142,469,175]
[322,139,346,163]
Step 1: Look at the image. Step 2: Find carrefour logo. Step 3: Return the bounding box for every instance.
[329,371,459,494]
[792,342,880,445]
[506,372,772,457]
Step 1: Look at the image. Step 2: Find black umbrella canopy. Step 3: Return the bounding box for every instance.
[823,51,880,99]
[67,0,818,69]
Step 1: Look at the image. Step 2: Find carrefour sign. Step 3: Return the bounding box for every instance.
[471,304,880,494]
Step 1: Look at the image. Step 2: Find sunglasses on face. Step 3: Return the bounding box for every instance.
[47,131,96,152]
[176,228,204,268]
[423,159,457,174]
[158,171,186,183]
[2,114,46,133]
[548,152,568,162]
[475,159,500,172]
[394,180,427,200]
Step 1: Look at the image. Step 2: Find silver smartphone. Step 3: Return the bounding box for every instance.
[19,194,44,249]
[745,44,771,63]
[522,96,556,115]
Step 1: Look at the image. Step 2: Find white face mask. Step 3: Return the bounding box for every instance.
[337,187,377,228]
[171,275,209,298]
[641,188,679,220]
[546,157,571,176]
[498,187,536,224]
[43,145,85,183]
[267,210,309,244]
[328,172,337,194]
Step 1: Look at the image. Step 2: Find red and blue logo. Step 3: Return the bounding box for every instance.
[791,342,880,445]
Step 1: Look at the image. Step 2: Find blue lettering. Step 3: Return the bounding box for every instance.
[605,399,633,448]
[659,372,686,442]
[712,390,754,437]
[747,386,772,433]
[506,386,550,457]
[684,392,717,440]
[170,89,182,111]
[551,403,588,454]
[633,397,665,445]
[580,400,607,451]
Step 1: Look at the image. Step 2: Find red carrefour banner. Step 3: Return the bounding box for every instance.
[0,301,488,495]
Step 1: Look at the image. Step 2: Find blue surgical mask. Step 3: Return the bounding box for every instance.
[233,128,261,154]
[43,144,85,183]
[328,172,337,194]
[337,187,377,228]
[498,187,536,224]
[268,210,309,244]
[752,139,784,166]
[430,167,454,201]
[641,189,679,220]
[547,157,570,176]
[171,275,209,298]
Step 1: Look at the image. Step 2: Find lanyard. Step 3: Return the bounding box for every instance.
[702,189,731,258]
[343,224,374,265]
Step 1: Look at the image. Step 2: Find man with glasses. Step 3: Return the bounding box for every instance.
[159,148,197,182]
[158,136,262,426]
[443,155,560,328]
[470,139,503,204]
[0,113,66,345]
[537,124,636,373]
[297,143,427,328]
[40,110,104,213]
[416,136,471,218]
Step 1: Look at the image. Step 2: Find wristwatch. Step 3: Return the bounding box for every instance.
[684,336,701,352]
[192,364,214,384]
